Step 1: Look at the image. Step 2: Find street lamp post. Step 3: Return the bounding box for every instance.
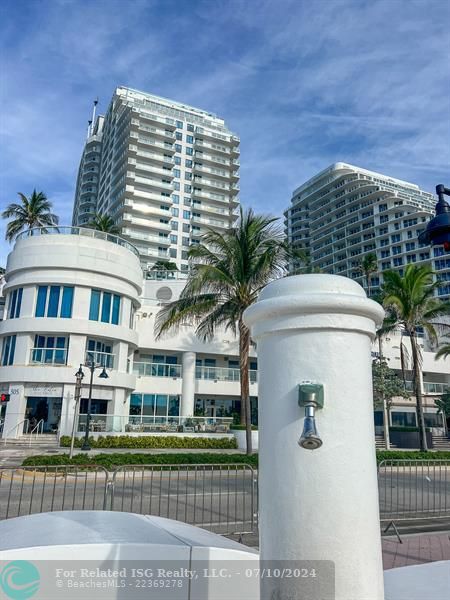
[78,352,109,452]
[69,365,84,459]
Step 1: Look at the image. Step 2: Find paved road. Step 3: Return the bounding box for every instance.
[1,464,449,538]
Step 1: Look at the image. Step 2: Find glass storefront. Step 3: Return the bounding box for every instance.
[130,394,180,420]
[25,397,62,432]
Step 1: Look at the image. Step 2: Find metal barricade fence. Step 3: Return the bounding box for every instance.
[0,466,110,520]
[109,464,258,536]
[0,464,258,537]
[378,459,450,521]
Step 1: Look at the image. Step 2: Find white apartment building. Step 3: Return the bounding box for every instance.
[72,87,240,273]
[72,115,104,226]
[0,229,448,442]
[285,163,450,299]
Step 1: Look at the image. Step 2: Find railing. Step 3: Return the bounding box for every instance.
[0,464,257,535]
[29,347,68,365]
[28,419,44,446]
[109,464,257,535]
[423,382,449,394]
[0,466,110,519]
[85,351,114,369]
[3,419,29,445]
[196,366,258,384]
[145,270,189,280]
[404,380,448,394]
[133,362,182,378]
[378,459,450,522]
[75,414,233,434]
[15,226,140,258]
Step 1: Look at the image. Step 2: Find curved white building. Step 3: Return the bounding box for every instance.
[0,227,142,438]
[0,226,448,444]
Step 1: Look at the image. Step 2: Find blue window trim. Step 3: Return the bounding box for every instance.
[89,289,101,321]
[47,286,60,317]
[111,295,121,325]
[1,335,16,366]
[101,292,112,323]
[60,287,74,318]
[35,286,47,317]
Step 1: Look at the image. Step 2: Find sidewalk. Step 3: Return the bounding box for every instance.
[382,532,450,569]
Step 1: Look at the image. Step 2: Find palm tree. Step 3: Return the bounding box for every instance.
[357,253,378,296]
[155,208,289,454]
[152,260,178,271]
[2,190,58,241]
[87,214,121,234]
[435,334,450,361]
[381,264,450,451]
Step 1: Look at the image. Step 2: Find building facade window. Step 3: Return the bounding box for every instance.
[129,393,180,419]
[86,338,114,368]
[391,411,416,427]
[31,335,68,365]
[35,286,74,318]
[1,335,16,366]
[8,288,23,319]
[89,290,121,325]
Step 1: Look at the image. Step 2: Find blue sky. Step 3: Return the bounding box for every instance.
[0,0,449,265]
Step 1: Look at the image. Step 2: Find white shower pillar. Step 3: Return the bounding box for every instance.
[244,274,385,600]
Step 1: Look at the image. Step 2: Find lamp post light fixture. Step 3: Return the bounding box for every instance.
[418,184,450,250]
[69,365,85,459]
[77,353,109,452]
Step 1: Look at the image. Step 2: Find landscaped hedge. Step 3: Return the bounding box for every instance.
[59,435,237,450]
[376,450,450,462]
[22,452,258,470]
[21,450,450,470]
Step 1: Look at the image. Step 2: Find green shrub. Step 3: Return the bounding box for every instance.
[22,449,450,471]
[23,452,258,470]
[59,435,237,450]
[376,450,450,462]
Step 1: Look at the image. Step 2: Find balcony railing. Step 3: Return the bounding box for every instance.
[133,362,182,378]
[196,366,258,384]
[76,414,233,434]
[85,351,115,369]
[131,362,258,383]
[144,270,189,280]
[405,380,448,394]
[15,227,140,258]
[30,348,68,365]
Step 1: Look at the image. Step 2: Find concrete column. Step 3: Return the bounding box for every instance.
[181,351,196,417]
[244,274,385,600]
[2,384,26,439]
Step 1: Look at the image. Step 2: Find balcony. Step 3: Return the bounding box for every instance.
[404,380,448,394]
[15,227,140,258]
[196,366,257,384]
[133,362,182,378]
[30,348,68,365]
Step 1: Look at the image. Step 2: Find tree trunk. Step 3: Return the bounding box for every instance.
[410,332,428,452]
[239,317,252,455]
[378,336,390,449]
